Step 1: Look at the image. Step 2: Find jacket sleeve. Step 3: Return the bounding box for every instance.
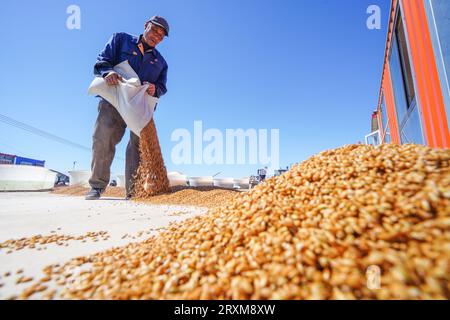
[155,63,168,98]
[94,33,121,77]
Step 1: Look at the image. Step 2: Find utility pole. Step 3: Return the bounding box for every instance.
[73,161,77,170]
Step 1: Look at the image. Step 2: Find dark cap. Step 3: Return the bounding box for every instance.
[149,16,170,37]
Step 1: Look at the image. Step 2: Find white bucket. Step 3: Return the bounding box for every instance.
[188,176,214,187]
[116,174,126,188]
[68,170,91,187]
[0,165,57,191]
[213,178,235,189]
[169,174,188,187]
[234,177,250,189]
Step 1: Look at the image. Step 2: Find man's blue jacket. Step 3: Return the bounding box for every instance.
[94,32,168,98]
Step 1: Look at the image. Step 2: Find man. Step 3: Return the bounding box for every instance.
[85,16,169,200]
[258,167,268,182]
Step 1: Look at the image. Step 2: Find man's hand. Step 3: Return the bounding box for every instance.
[104,72,123,86]
[144,82,156,96]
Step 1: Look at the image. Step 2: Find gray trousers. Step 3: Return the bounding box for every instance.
[89,99,140,195]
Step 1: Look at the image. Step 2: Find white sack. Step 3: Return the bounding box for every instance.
[87,60,158,136]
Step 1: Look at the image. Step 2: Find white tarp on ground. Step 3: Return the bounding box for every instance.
[87,60,158,136]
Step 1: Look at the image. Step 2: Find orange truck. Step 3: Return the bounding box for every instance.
[366,0,449,148]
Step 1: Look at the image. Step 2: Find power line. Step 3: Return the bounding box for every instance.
[0,113,125,161]
[0,113,91,151]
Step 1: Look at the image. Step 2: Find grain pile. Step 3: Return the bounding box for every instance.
[52,186,125,198]
[133,119,170,197]
[20,144,450,299]
[52,185,237,208]
[137,186,240,208]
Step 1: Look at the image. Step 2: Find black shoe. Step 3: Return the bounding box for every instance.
[125,193,133,200]
[85,187,104,200]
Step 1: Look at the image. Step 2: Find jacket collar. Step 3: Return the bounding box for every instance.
[137,34,155,53]
[130,34,159,58]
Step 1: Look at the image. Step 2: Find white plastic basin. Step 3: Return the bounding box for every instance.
[68,170,91,187]
[213,178,235,189]
[0,165,57,191]
[116,174,126,188]
[169,174,188,187]
[188,176,214,187]
[234,177,250,189]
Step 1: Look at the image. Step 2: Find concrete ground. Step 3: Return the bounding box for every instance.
[0,192,208,299]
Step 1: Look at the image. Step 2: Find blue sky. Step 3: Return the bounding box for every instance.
[0,0,390,178]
